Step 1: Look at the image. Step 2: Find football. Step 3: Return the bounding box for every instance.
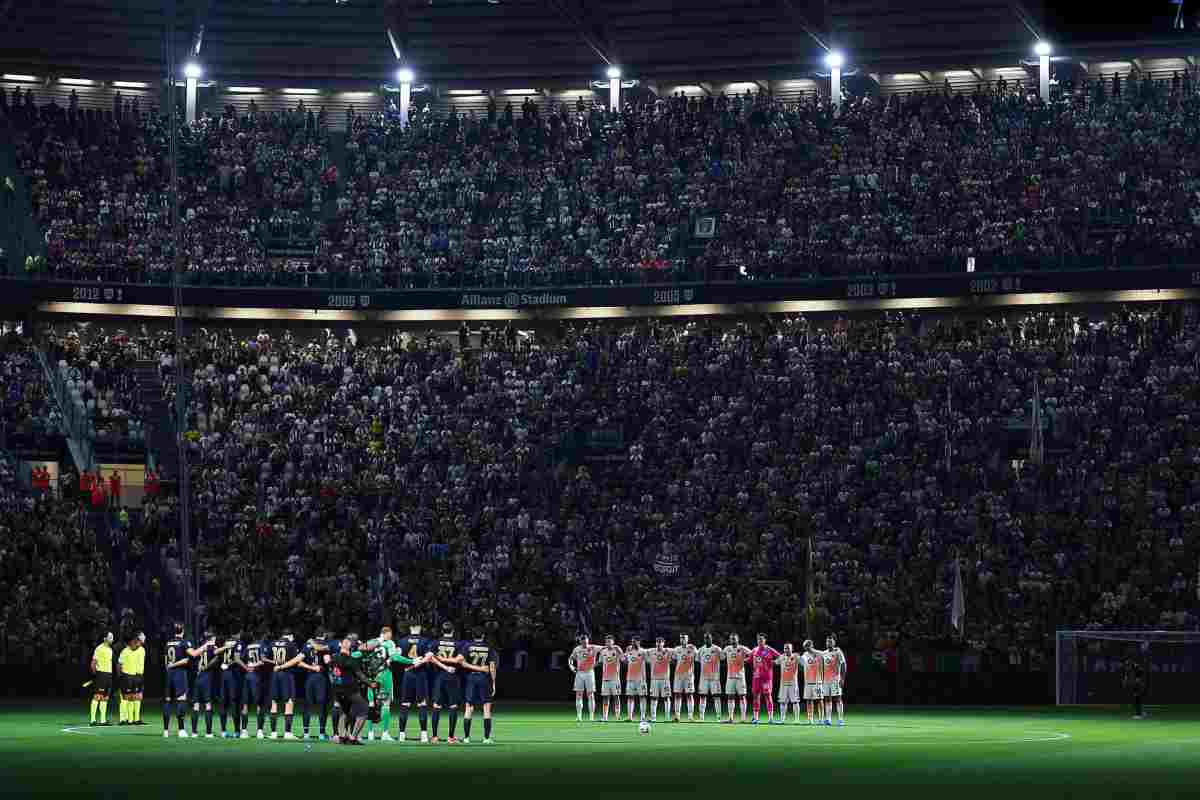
[639,721,651,735]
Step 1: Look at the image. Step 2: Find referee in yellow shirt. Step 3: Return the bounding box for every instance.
[90,633,115,726]
[118,633,148,725]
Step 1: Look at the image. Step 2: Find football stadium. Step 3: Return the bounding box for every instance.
[2,0,1200,796]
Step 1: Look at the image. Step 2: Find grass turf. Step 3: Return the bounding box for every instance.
[1,702,1197,798]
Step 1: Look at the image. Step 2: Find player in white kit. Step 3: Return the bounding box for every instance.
[775,643,803,724]
[722,633,752,723]
[624,637,649,721]
[568,635,602,722]
[823,634,848,726]
[646,637,673,722]
[696,633,724,722]
[671,634,698,722]
[597,634,625,722]
[801,639,824,725]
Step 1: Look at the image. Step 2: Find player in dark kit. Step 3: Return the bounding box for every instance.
[240,633,271,739]
[325,636,377,745]
[267,631,306,739]
[191,631,234,737]
[218,632,244,738]
[163,623,205,738]
[428,622,466,743]
[461,631,498,744]
[300,634,335,740]
[395,622,433,742]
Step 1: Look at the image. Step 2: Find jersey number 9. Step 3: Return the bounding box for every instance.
[166,646,177,666]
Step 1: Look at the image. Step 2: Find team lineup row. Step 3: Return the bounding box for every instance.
[569,633,848,726]
[88,622,498,745]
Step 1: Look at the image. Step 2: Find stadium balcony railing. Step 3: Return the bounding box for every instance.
[20,245,1200,291]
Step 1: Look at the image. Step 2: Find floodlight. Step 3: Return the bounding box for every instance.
[824,51,845,69]
[606,66,621,79]
[397,67,415,83]
[1034,41,1052,57]
[183,62,203,79]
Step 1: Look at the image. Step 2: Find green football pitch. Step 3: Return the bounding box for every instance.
[1,702,1198,798]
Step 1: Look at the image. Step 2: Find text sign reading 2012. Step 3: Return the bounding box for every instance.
[71,286,125,302]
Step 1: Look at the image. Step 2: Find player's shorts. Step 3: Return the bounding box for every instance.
[573,671,596,694]
[166,669,189,699]
[400,670,430,704]
[432,673,463,707]
[724,675,747,696]
[823,681,842,699]
[242,673,263,705]
[221,670,241,703]
[93,672,113,694]
[804,683,823,701]
[624,679,647,696]
[374,671,393,703]
[649,678,671,698]
[121,675,144,694]
[751,677,773,696]
[698,677,722,695]
[465,676,493,706]
[270,671,296,702]
[672,674,695,694]
[193,672,216,703]
[305,674,329,705]
[601,679,622,697]
[778,683,801,704]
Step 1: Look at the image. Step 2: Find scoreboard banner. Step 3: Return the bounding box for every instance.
[10,266,1200,312]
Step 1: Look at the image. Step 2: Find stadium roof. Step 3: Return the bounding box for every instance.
[0,0,1196,90]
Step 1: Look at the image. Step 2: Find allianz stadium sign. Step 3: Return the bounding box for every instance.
[460,292,569,309]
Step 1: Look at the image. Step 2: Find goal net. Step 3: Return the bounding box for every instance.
[1056,630,1200,705]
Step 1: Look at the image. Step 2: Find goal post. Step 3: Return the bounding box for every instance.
[1056,630,1200,706]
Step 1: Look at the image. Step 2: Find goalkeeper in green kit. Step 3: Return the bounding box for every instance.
[358,625,428,741]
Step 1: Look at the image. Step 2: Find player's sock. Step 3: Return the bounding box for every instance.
[715,697,722,718]
[398,706,409,733]
[163,701,173,730]
[135,699,143,722]
[418,706,428,732]
[380,705,391,734]
[285,714,293,734]
[319,704,329,735]
[177,708,186,732]
[766,697,775,721]
[576,696,583,720]
[257,709,265,731]
[628,698,635,719]
[89,698,98,723]
[448,709,458,738]
[688,697,695,718]
[98,700,107,724]
[752,696,761,721]
[205,708,213,735]
[484,717,492,739]
[664,699,671,720]
[118,698,125,722]
[302,706,311,734]
[191,706,199,734]
[740,698,748,720]
[463,717,472,739]
[699,697,706,719]
[220,706,228,732]
[431,708,441,738]
[271,711,278,733]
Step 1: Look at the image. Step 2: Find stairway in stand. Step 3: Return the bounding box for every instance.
[134,360,175,479]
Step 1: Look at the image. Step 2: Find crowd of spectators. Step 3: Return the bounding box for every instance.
[111,303,1196,664]
[3,87,330,285]
[6,70,1200,289]
[43,325,146,445]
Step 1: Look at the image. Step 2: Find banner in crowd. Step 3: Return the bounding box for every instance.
[15,265,1200,314]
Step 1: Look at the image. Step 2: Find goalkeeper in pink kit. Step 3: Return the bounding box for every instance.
[749,634,782,725]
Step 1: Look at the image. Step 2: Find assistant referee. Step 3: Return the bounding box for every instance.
[118,633,147,725]
[89,633,114,726]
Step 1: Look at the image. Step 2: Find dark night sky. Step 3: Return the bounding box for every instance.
[1042,0,1200,41]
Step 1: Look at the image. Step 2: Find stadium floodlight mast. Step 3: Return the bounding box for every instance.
[183,61,203,79]
[825,50,846,113]
[182,62,202,124]
[1034,41,1052,102]
[606,65,622,112]
[396,67,414,128]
